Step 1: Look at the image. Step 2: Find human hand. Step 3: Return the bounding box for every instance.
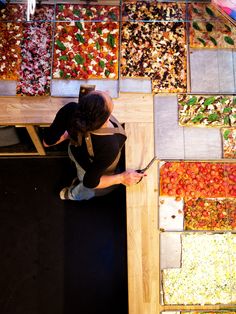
[120,169,147,186]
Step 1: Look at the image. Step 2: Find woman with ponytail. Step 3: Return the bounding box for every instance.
[43,91,145,201]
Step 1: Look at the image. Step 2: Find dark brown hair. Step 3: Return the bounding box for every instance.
[70,92,110,138]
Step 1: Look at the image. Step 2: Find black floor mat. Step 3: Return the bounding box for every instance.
[0,157,128,314]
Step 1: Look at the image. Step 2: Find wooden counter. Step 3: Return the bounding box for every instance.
[0,93,160,313]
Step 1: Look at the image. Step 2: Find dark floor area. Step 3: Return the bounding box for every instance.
[0,157,128,314]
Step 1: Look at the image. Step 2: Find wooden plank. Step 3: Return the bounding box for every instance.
[0,93,153,125]
[125,122,159,314]
[25,125,46,156]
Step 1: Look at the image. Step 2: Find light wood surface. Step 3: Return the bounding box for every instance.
[125,122,159,314]
[0,93,153,125]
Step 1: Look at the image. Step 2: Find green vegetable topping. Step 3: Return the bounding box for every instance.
[108,11,117,21]
[99,60,105,69]
[186,96,198,106]
[97,28,102,35]
[95,42,101,50]
[224,116,230,125]
[209,36,217,46]
[56,40,66,51]
[220,98,227,104]
[223,129,231,140]
[75,22,83,31]
[203,96,215,106]
[224,24,232,32]
[59,55,68,61]
[59,70,64,78]
[105,69,110,77]
[88,53,93,60]
[191,114,204,123]
[58,4,64,12]
[193,21,201,31]
[208,113,219,121]
[223,107,232,113]
[206,22,213,32]
[224,36,234,45]
[197,37,206,46]
[193,7,200,14]
[74,54,84,64]
[76,33,85,43]
[86,9,93,17]
[107,33,115,48]
[205,6,215,17]
[73,9,81,17]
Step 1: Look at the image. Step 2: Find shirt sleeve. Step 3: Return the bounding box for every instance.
[83,136,120,188]
[43,102,78,146]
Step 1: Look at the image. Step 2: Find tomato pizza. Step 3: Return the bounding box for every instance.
[53,4,119,80]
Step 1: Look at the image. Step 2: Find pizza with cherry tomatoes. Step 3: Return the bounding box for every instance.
[53,4,119,80]
[184,198,232,230]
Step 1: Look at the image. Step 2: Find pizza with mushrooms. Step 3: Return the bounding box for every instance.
[121,21,187,93]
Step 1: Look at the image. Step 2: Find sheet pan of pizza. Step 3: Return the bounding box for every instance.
[121,21,187,93]
[189,3,236,48]
[222,128,236,158]
[121,2,187,93]
[162,232,236,305]
[0,4,25,80]
[160,161,236,198]
[53,4,119,80]
[16,6,54,96]
[178,94,236,127]
[184,198,236,230]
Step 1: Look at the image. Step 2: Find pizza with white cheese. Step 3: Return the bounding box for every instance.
[53,4,119,80]
[178,94,236,127]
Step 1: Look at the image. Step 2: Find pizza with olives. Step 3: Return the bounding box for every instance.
[53,4,119,80]
[122,1,185,21]
[121,21,187,93]
[189,3,236,48]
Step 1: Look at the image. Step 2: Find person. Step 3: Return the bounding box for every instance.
[43,90,146,201]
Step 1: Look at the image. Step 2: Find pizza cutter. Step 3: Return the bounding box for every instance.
[136,156,157,183]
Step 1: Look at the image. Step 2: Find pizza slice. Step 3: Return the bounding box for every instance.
[0,22,22,80]
[222,128,236,159]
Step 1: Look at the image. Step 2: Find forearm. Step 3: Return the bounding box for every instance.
[95,173,123,189]
[95,169,146,189]
[43,131,69,147]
